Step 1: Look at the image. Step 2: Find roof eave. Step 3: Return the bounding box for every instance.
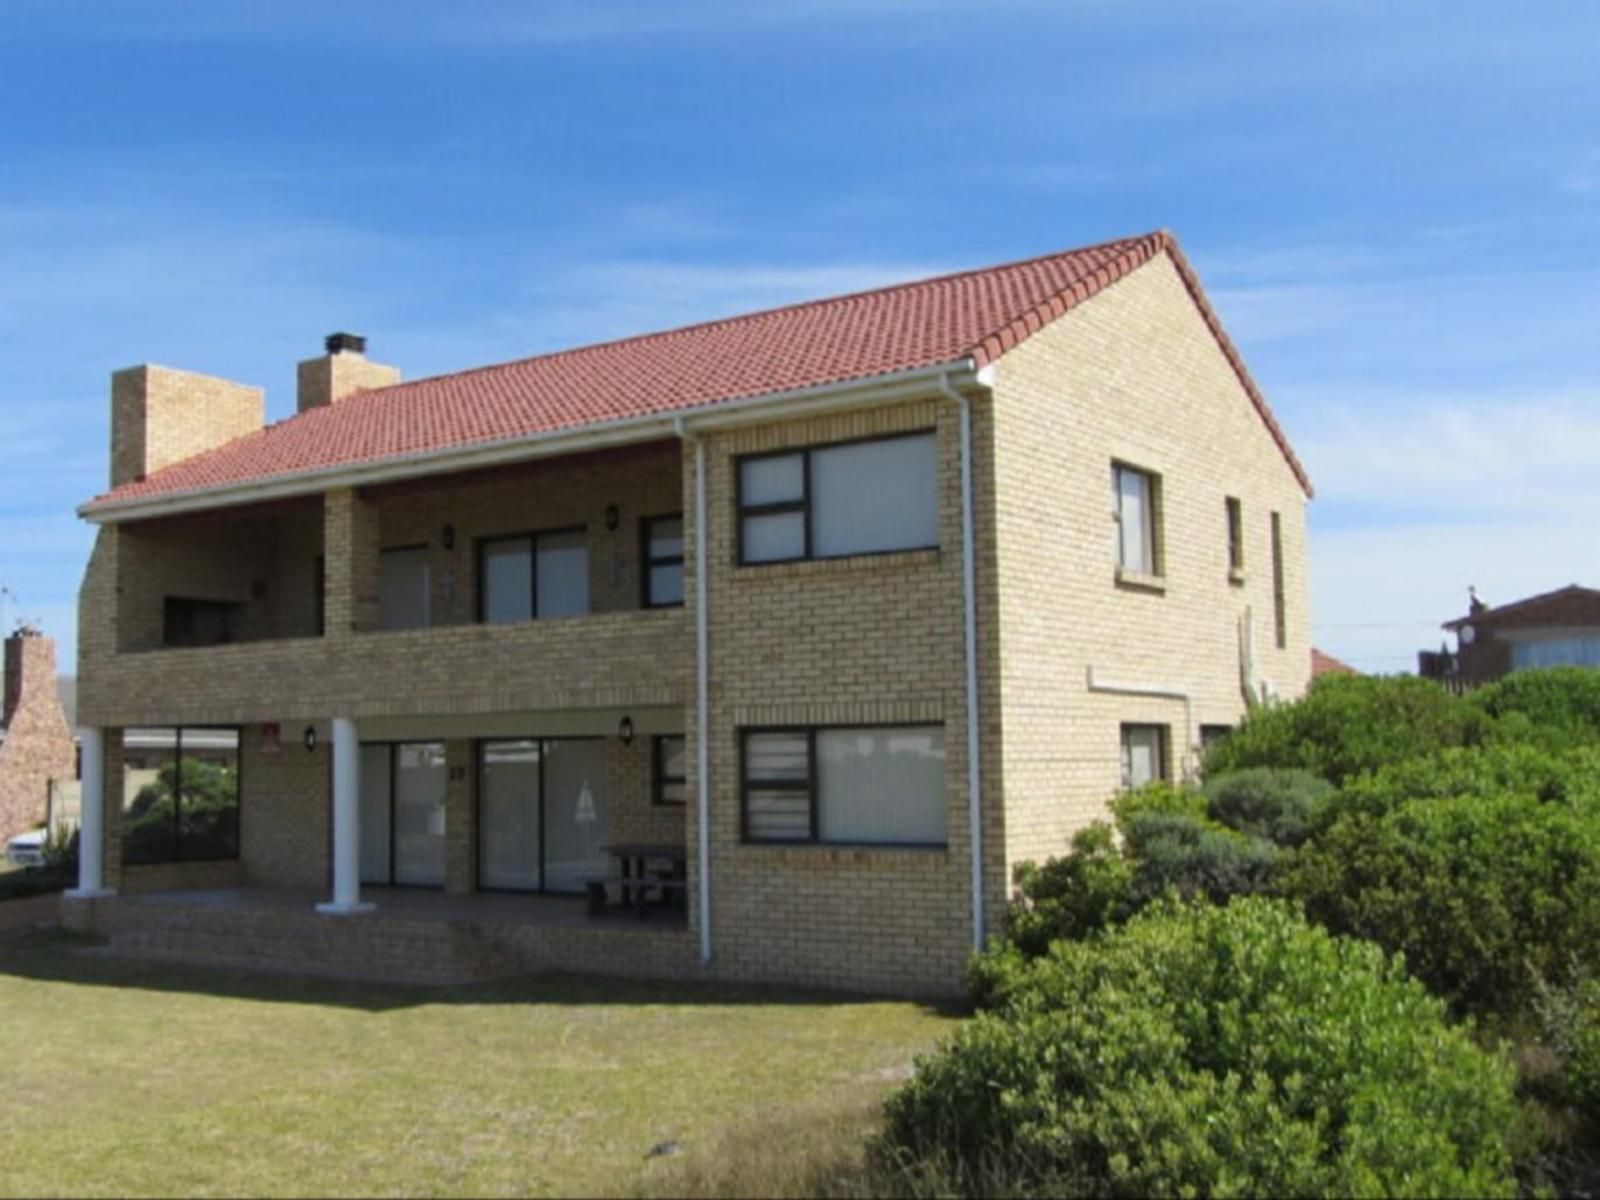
[81,358,983,525]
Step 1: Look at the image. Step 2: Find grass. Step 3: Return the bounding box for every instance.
[0,927,959,1198]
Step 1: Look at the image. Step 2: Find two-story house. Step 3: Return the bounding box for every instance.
[62,230,1312,995]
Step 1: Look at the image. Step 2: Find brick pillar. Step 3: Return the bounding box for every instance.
[324,488,381,636]
[102,729,126,893]
[444,739,476,895]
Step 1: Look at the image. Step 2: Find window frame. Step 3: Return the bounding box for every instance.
[652,734,688,806]
[1270,511,1287,649]
[474,734,609,895]
[738,724,947,849]
[640,513,686,609]
[1112,461,1163,579]
[474,524,590,624]
[377,543,432,632]
[1119,722,1170,790]
[121,725,242,866]
[1225,496,1245,578]
[734,429,940,567]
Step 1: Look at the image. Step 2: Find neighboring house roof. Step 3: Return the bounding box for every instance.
[1442,584,1600,631]
[1311,648,1359,678]
[84,230,1311,513]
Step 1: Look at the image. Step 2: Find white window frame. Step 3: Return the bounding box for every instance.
[1113,462,1161,577]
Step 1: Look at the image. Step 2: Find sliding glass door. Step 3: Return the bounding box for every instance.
[358,741,446,887]
[478,737,609,893]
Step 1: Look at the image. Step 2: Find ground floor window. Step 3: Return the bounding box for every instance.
[121,727,240,865]
[1199,724,1233,752]
[478,738,610,894]
[653,735,687,805]
[740,725,946,846]
[359,742,447,887]
[1120,723,1169,790]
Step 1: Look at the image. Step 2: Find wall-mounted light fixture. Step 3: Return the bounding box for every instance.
[618,715,635,745]
[604,504,620,531]
[441,524,456,550]
[303,725,318,753]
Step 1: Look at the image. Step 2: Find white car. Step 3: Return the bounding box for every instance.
[5,828,47,868]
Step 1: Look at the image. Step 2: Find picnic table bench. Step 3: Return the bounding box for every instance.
[587,842,688,919]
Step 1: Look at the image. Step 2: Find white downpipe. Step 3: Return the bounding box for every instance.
[66,726,112,898]
[678,420,714,965]
[317,717,373,915]
[937,373,986,952]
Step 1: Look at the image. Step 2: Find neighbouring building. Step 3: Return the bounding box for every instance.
[1311,647,1358,679]
[0,629,78,843]
[1419,584,1600,687]
[62,230,1312,994]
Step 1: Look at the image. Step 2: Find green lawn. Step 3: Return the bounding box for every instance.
[0,927,957,1198]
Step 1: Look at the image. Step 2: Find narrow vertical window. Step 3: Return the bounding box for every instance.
[1113,463,1160,576]
[1225,497,1244,577]
[1271,511,1287,649]
[642,515,685,608]
[1120,724,1168,790]
[653,735,688,805]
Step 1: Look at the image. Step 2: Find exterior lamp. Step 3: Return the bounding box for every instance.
[618,715,635,745]
[303,725,318,752]
[604,504,620,531]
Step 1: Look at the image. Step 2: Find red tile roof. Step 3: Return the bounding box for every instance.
[1311,648,1359,678]
[86,229,1311,511]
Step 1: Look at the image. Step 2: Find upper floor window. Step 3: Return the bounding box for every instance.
[1113,463,1161,577]
[1270,511,1286,649]
[379,546,431,631]
[478,528,589,624]
[737,431,939,565]
[1225,496,1244,577]
[741,725,946,846]
[642,515,684,608]
[1511,634,1600,670]
[163,597,238,647]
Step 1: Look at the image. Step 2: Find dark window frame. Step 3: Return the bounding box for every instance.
[377,543,432,631]
[1225,496,1244,575]
[1199,724,1233,752]
[313,554,326,637]
[162,596,239,648]
[640,513,686,609]
[358,739,448,890]
[1112,460,1163,577]
[738,723,948,849]
[474,524,589,624]
[122,725,243,866]
[734,429,940,567]
[1270,511,1287,649]
[652,734,687,806]
[1119,722,1170,790]
[474,734,607,895]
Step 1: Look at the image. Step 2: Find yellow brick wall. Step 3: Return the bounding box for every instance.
[988,249,1312,885]
[110,365,262,489]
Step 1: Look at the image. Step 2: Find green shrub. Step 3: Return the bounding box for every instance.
[1472,666,1600,745]
[884,899,1519,1198]
[1203,767,1334,846]
[1003,823,1133,960]
[1120,808,1279,908]
[1535,969,1600,1128]
[1108,780,1209,830]
[1203,674,1490,784]
[1282,790,1600,1016]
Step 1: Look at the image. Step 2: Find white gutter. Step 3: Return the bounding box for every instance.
[676,417,714,966]
[936,371,986,953]
[84,359,979,525]
[1086,666,1196,777]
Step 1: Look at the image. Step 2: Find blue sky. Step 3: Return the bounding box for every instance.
[2,1,1596,673]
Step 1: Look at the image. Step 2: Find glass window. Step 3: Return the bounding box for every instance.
[1226,496,1244,574]
[479,529,589,622]
[643,515,685,607]
[121,727,240,866]
[1511,635,1600,670]
[1271,512,1287,649]
[393,742,447,887]
[737,432,938,565]
[810,435,938,558]
[742,726,946,846]
[379,547,430,631]
[816,727,945,845]
[653,735,688,805]
[1114,465,1158,575]
[478,740,541,890]
[1120,724,1167,790]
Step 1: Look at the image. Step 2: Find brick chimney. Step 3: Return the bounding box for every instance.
[296,332,401,414]
[110,364,264,489]
[0,629,76,842]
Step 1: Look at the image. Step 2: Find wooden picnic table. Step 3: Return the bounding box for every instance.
[591,843,688,918]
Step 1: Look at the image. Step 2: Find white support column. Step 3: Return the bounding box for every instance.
[66,726,113,899]
[317,717,373,915]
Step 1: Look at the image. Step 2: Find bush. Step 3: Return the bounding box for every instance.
[1203,767,1334,846]
[1472,666,1600,745]
[1120,808,1279,908]
[1003,823,1133,959]
[1535,969,1600,1128]
[1108,780,1209,829]
[1282,790,1600,1016]
[883,899,1519,1198]
[1202,674,1490,784]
